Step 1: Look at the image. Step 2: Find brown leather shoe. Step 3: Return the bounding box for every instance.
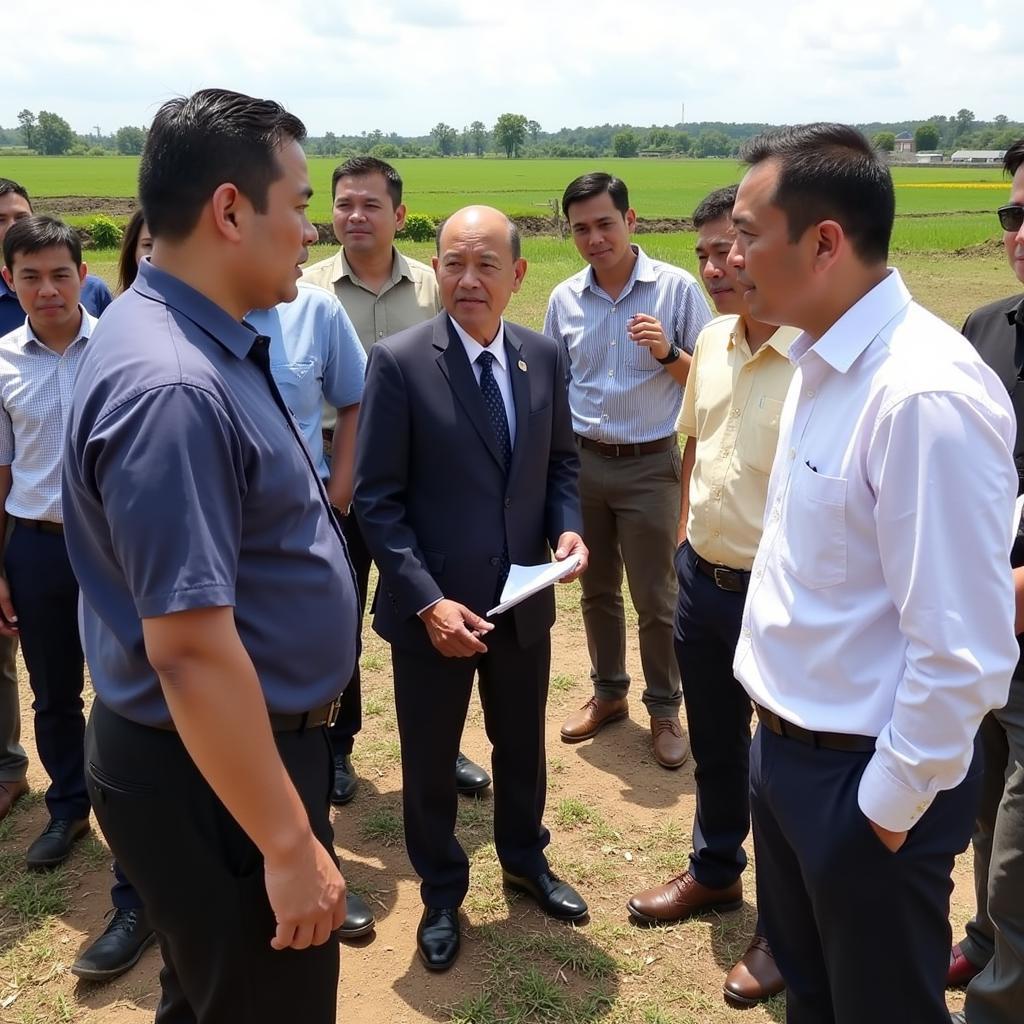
[651,716,689,768]
[560,696,628,743]
[627,870,742,924]
[724,934,785,1007]
[0,779,28,823]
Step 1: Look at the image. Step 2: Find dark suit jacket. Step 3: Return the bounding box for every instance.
[354,313,581,656]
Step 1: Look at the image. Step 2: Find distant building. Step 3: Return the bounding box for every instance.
[951,150,1006,165]
[895,131,915,154]
[916,151,944,164]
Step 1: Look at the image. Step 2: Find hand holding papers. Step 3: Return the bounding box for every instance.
[487,554,583,617]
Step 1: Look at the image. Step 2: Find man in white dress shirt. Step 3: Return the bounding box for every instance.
[730,123,1019,1023]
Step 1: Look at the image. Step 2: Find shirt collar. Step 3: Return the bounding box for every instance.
[23,305,94,352]
[727,318,796,360]
[575,244,656,298]
[132,257,259,359]
[448,315,507,370]
[788,269,912,373]
[336,247,410,287]
[1008,295,1024,328]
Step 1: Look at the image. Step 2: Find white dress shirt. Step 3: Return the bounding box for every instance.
[734,270,1018,832]
[0,308,94,523]
[450,315,517,446]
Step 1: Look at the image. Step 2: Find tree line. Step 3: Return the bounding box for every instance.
[2,109,1021,160]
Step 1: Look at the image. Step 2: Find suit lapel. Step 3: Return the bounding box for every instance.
[505,328,530,489]
[433,315,506,472]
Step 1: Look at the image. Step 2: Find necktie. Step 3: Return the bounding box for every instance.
[477,350,512,474]
[477,349,511,592]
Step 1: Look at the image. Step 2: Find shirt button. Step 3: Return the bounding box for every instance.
[378,330,384,338]
[788,448,796,460]
[489,557,500,566]
[742,627,751,639]
[608,370,614,377]
[610,340,616,346]
[602,414,609,420]
[771,509,780,521]
[806,388,815,398]
[731,408,740,417]
[504,497,511,508]
[713,530,720,537]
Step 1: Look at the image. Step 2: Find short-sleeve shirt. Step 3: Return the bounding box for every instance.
[676,316,798,570]
[544,244,712,444]
[247,283,366,480]
[62,258,360,727]
[0,273,112,337]
[301,247,441,354]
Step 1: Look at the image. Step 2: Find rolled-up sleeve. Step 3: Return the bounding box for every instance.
[83,384,244,619]
[674,281,712,354]
[858,390,1018,831]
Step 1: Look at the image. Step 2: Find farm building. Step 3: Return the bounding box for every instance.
[895,132,914,154]
[951,150,1006,165]
[916,151,944,164]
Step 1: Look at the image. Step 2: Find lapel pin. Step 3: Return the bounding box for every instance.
[518,359,528,372]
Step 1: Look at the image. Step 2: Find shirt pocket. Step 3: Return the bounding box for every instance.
[624,342,660,374]
[779,462,848,589]
[271,359,319,420]
[742,397,785,476]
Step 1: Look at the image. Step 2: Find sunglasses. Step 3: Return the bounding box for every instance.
[998,204,1024,232]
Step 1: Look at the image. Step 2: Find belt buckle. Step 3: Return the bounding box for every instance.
[713,566,738,592]
[327,699,341,729]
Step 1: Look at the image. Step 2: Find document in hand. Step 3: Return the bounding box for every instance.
[487,554,583,617]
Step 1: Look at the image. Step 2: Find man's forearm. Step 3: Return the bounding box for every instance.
[1014,565,1024,635]
[679,436,695,544]
[326,404,359,513]
[664,351,692,386]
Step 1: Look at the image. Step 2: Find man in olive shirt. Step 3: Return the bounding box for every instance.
[302,156,489,802]
[626,187,793,1008]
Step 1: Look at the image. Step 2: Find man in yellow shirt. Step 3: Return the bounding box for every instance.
[626,186,794,1007]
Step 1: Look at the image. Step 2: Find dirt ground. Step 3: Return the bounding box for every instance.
[0,580,974,1024]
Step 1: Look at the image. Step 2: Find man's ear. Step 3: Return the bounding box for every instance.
[78,262,88,285]
[625,208,637,232]
[209,183,246,242]
[512,258,528,292]
[812,220,844,273]
[0,266,12,290]
[394,203,407,233]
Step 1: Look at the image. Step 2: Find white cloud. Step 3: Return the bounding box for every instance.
[2,0,1019,135]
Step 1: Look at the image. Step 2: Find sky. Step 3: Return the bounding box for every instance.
[3,0,1019,137]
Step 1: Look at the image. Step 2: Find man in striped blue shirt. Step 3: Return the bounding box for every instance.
[545,173,711,768]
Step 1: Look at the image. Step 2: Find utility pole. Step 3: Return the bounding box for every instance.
[93,124,101,139]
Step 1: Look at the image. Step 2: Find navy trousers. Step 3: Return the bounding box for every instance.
[750,722,982,1023]
[673,540,753,890]
[5,521,139,909]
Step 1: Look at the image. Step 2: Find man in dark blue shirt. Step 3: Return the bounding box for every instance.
[63,89,359,1024]
[0,179,112,337]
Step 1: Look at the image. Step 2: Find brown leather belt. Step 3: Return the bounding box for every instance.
[155,699,340,734]
[694,553,750,593]
[575,433,676,457]
[13,517,63,535]
[754,703,877,753]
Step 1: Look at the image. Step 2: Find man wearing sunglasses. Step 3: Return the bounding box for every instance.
[948,137,1024,1024]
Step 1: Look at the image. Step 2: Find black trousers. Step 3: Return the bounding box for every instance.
[750,723,982,1023]
[393,617,550,908]
[327,510,371,758]
[86,700,339,1024]
[673,541,754,891]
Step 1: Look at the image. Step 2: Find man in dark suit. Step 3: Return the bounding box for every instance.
[354,205,589,971]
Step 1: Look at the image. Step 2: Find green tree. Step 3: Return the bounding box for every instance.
[914,123,940,151]
[469,120,488,157]
[493,113,528,159]
[994,114,1009,128]
[115,125,146,155]
[611,130,640,157]
[430,122,458,156]
[526,119,541,145]
[370,142,401,159]
[35,111,74,155]
[872,131,896,152]
[954,108,975,138]
[17,109,35,149]
[693,130,731,158]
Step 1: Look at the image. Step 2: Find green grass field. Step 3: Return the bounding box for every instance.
[6,155,1011,223]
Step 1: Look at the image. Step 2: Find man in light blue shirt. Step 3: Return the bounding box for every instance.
[545,172,711,769]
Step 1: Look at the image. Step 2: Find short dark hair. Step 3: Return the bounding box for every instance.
[561,172,630,220]
[435,213,522,261]
[331,156,403,208]
[692,185,738,228]
[139,88,306,242]
[740,123,894,263]
[117,208,147,293]
[1005,138,1024,177]
[0,179,32,209]
[3,215,82,270]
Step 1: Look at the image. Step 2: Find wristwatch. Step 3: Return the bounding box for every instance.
[656,343,681,365]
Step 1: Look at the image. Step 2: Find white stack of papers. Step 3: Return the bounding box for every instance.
[487,554,582,617]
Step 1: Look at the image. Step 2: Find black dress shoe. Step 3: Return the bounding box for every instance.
[502,870,588,921]
[339,891,375,940]
[70,907,156,981]
[455,751,491,795]
[416,907,460,971]
[331,755,357,805]
[26,817,90,871]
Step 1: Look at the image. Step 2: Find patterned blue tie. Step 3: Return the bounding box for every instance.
[477,350,512,474]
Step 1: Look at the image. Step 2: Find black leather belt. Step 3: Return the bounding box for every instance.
[156,699,340,734]
[694,553,749,593]
[13,516,63,535]
[755,703,877,753]
[575,434,676,457]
